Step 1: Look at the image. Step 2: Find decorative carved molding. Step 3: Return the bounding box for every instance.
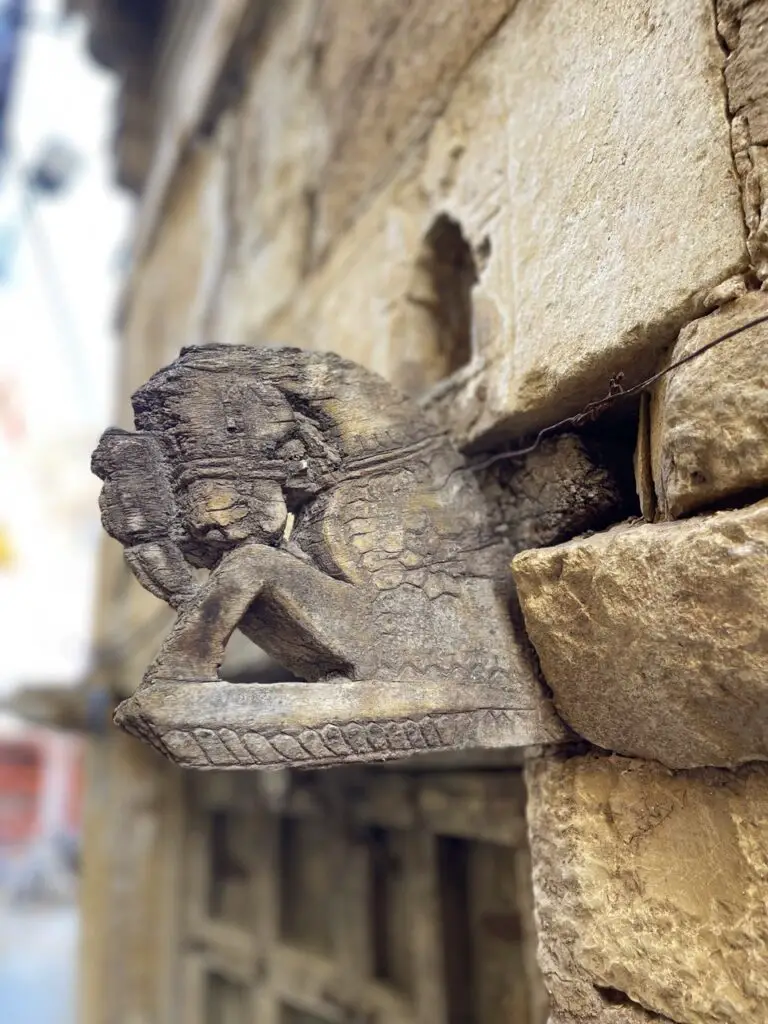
[93,345,565,769]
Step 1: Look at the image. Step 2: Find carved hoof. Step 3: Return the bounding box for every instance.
[113,678,567,770]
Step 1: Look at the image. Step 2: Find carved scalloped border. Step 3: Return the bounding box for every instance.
[118,706,524,770]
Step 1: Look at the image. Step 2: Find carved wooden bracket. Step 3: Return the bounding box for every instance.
[92,345,565,769]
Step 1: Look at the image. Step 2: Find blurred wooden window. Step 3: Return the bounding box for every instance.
[180,770,547,1024]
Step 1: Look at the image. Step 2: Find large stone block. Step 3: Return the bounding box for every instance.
[240,0,745,447]
[526,753,768,1024]
[512,499,768,768]
[466,0,746,439]
[649,290,768,519]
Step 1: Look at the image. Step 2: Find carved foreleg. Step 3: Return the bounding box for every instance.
[146,543,368,685]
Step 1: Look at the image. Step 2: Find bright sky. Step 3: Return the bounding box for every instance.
[0,0,132,692]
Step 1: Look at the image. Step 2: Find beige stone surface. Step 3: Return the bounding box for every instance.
[526,753,768,1024]
[211,0,518,353]
[254,29,516,396]
[218,0,745,445]
[129,0,250,261]
[650,291,768,519]
[217,9,519,399]
[719,0,768,280]
[476,0,746,439]
[121,133,230,408]
[213,2,326,340]
[512,499,768,768]
[309,0,517,261]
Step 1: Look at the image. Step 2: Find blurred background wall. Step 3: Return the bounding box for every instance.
[0,4,130,1021]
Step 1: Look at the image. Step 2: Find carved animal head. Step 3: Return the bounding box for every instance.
[92,345,457,603]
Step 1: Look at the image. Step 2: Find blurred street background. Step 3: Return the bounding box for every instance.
[0,1,131,1020]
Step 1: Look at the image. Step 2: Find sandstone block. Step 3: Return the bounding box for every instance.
[240,0,745,448]
[649,291,768,519]
[476,0,745,439]
[526,753,768,1024]
[512,500,768,768]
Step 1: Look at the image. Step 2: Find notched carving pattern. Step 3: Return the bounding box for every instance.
[117,701,539,771]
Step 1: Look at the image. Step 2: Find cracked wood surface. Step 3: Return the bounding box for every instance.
[93,345,565,768]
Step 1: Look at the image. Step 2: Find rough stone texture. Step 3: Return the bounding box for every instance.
[212,0,519,355]
[719,0,768,280]
[463,0,746,439]
[512,499,768,768]
[309,0,519,261]
[219,0,747,446]
[216,19,517,394]
[526,753,768,1024]
[650,291,768,519]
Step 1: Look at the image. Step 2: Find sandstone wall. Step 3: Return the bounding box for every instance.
[99,1,768,1021]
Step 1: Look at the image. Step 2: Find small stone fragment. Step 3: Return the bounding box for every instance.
[650,291,768,519]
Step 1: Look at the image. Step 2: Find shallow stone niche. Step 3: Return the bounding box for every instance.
[526,752,768,1024]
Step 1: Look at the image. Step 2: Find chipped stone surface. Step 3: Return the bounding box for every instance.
[512,500,768,768]
[526,753,768,1024]
[650,291,768,519]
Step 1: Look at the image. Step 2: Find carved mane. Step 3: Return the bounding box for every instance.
[133,344,442,463]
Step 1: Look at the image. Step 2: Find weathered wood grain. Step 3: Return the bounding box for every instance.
[93,345,565,769]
